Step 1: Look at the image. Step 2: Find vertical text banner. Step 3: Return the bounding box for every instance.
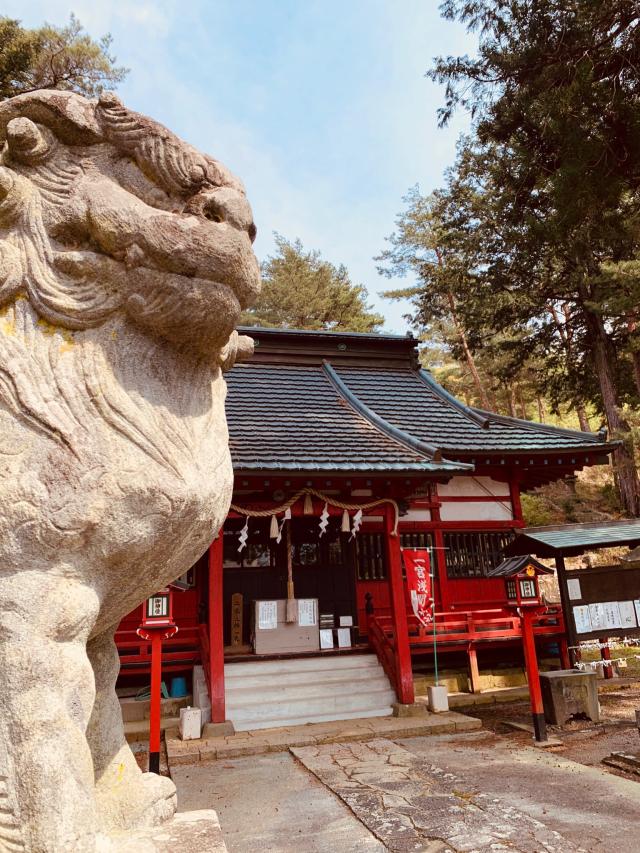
[402,549,433,628]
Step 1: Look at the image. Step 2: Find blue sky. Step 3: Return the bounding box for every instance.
[11,1,474,332]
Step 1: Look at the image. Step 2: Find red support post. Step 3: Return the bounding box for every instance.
[384,505,415,705]
[521,609,547,742]
[148,632,163,773]
[559,637,571,670]
[208,534,226,723]
[600,637,614,679]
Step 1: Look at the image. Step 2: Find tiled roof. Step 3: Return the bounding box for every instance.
[333,366,614,456]
[225,363,468,474]
[506,520,640,557]
[225,326,617,478]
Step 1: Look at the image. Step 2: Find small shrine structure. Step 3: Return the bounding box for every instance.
[116,328,617,727]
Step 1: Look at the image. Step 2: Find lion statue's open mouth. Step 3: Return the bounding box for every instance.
[0,89,260,356]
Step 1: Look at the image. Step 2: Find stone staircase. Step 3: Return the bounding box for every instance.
[224,653,396,731]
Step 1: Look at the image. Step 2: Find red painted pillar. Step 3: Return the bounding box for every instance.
[521,608,547,742]
[148,632,163,773]
[384,505,414,704]
[601,637,614,679]
[208,534,226,723]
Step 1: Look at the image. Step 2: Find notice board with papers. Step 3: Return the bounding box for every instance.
[566,565,640,641]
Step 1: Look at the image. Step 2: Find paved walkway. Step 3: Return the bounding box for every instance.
[292,737,579,852]
[167,711,481,765]
[172,730,640,852]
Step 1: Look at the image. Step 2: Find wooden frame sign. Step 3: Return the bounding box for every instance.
[565,565,640,642]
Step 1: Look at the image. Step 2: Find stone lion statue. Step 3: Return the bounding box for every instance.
[0,90,259,852]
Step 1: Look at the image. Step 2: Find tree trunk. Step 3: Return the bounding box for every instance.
[548,303,592,431]
[537,396,546,423]
[517,388,528,420]
[580,300,640,516]
[508,387,518,418]
[625,317,640,397]
[576,403,591,433]
[445,290,492,410]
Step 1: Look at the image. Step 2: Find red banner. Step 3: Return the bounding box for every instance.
[402,549,433,628]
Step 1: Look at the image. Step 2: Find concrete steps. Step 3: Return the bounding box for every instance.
[224,654,396,731]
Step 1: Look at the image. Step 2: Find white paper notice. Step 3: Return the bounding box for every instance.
[339,615,353,627]
[618,600,638,629]
[603,601,622,630]
[588,603,607,632]
[635,600,640,625]
[567,578,582,600]
[573,605,592,634]
[298,598,317,627]
[337,627,352,648]
[319,629,334,649]
[258,600,278,630]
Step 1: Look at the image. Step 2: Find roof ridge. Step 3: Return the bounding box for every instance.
[417,369,491,429]
[470,406,612,442]
[322,361,471,472]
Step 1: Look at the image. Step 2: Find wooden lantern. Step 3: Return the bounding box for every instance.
[488,555,552,608]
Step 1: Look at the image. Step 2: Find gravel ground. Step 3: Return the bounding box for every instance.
[460,680,640,782]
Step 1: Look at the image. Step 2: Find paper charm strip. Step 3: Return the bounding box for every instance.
[350,508,363,540]
[319,502,330,537]
[237,518,249,552]
[276,507,292,544]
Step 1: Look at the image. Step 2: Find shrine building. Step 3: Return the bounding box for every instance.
[116,327,616,731]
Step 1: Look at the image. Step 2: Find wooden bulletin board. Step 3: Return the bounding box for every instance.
[566,565,640,642]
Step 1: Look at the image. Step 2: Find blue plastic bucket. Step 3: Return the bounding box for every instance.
[170,676,187,698]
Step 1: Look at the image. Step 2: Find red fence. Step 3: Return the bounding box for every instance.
[367,604,566,697]
[115,624,202,680]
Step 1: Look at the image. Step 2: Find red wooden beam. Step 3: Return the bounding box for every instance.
[384,505,414,704]
[208,534,226,723]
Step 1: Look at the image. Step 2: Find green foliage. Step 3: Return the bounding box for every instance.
[242,234,384,332]
[380,0,640,513]
[520,493,555,528]
[0,14,127,100]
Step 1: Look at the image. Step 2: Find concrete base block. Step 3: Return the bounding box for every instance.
[392,702,428,718]
[202,720,235,738]
[179,706,202,740]
[540,669,600,725]
[427,685,449,713]
[108,809,227,852]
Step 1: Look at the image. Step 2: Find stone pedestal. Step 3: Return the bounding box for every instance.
[539,669,600,725]
[108,809,227,852]
[427,685,450,713]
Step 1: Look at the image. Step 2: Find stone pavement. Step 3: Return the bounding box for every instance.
[166,710,481,765]
[291,737,581,853]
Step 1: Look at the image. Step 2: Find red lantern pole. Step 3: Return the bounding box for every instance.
[521,607,547,743]
[137,589,178,774]
[148,632,164,773]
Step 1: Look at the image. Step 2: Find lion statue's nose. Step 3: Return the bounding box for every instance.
[186,186,257,243]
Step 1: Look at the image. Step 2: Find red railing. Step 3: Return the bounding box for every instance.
[115,625,202,677]
[367,610,399,695]
[371,605,563,649]
[366,604,565,695]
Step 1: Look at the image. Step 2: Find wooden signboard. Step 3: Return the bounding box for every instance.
[566,565,640,642]
[253,598,320,654]
[231,593,243,647]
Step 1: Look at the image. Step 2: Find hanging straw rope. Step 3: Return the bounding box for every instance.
[230,487,400,535]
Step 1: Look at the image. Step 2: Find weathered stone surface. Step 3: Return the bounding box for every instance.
[0,90,259,852]
[292,738,581,852]
[109,809,228,852]
[540,670,600,725]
